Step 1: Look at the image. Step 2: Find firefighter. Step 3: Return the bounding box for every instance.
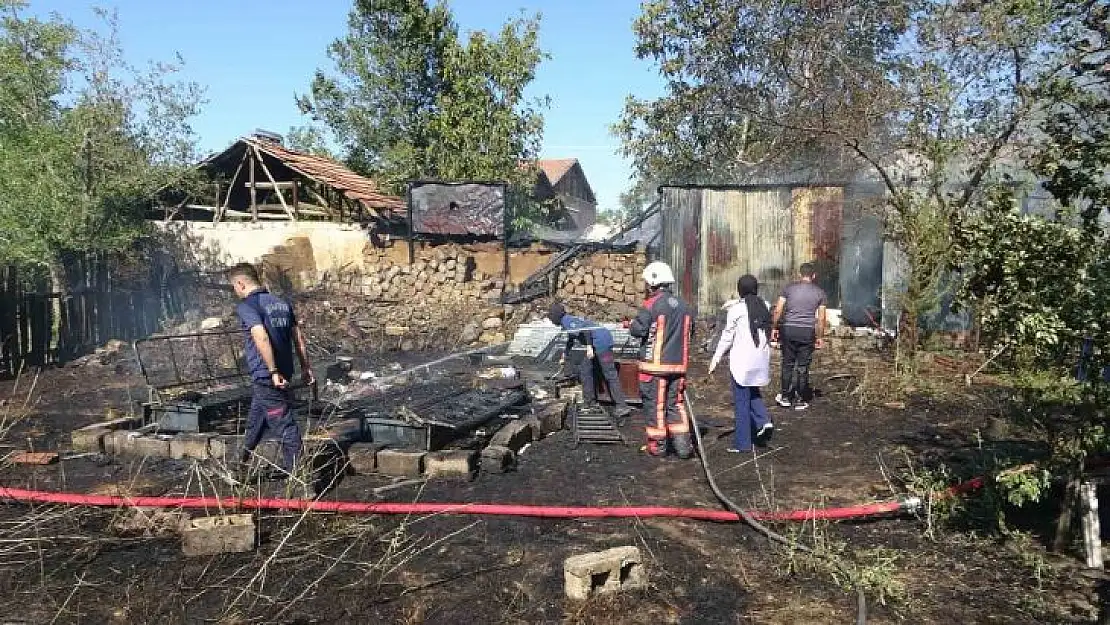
[226,262,314,478]
[629,261,695,459]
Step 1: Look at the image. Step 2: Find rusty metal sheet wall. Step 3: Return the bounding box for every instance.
[839,189,884,327]
[409,182,505,237]
[791,187,844,305]
[744,188,795,306]
[661,185,865,314]
[698,188,794,311]
[658,187,702,310]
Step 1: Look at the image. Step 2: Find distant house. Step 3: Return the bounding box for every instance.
[532,158,597,232]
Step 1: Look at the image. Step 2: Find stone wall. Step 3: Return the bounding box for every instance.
[304,244,649,353]
[552,250,647,320]
[316,243,548,351]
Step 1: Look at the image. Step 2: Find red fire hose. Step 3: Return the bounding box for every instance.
[0,480,975,522]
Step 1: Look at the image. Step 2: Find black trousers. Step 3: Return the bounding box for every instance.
[579,347,629,409]
[780,325,816,401]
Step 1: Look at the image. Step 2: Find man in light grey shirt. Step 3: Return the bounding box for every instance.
[770,263,827,410]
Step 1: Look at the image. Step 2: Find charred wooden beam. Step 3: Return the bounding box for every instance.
[252,145,295,220]
[248,150,258,222]
[218,149,250,223]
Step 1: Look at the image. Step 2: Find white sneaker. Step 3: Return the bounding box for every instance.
[774,394,792,408]
[756,423,774,438]
[793,401,809,411]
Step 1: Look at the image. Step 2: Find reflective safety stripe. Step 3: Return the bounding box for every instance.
[645,378,667,438]
[652,315,666,366]
[639,363,688,374]
[668,390,690,434]
[681,315,691,367]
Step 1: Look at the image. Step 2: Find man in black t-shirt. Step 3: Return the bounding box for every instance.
[770,263,827,411]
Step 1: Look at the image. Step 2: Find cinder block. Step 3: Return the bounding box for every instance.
[519,415,542,442]
[169,434,215,460]
[104,431,170,458]
[207,435,243,465]
[102,430,132,456]
[489,421,532,454]
[71,426,111,453]
[323,418,364,446]
[181,514,256,557]
[345,443,380,474]
[424,450,478,480]
[564,546,646,601]
[129,435,172,459]
[535,401,569,435]
[480,445,516,474]
[375,449,425,477]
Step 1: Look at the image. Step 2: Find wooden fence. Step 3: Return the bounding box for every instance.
[0,265,198,376]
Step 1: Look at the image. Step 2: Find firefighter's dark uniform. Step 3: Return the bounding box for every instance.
[630,287,694,458]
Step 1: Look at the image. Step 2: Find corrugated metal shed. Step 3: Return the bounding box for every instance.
[698,188,794,313]
[839,192,884,327]
[659,185,868,315]
[659,188,703,307]
[792,187,843,304]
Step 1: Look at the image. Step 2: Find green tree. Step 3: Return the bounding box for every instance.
[0,2,204,291]
[297,0,549,227]
[952,0,1110,542]
[617,0,1084,366]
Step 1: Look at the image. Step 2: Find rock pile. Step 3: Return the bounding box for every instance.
[305,245,560,352]
[553,251,647,320]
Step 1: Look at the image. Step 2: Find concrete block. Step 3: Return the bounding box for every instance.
[489,421,533,454]
[558,386,583,403]
[128,435,172,459]
[207,435,243,465]
[564,546,646,601]
[424,450,478,480]
[375,449,425,477]
[101,430,129,456]
[105,430,170,457]
[169,433,215,460]
[345,443,379,474]
[519,415,542,442]
[480,445,516,474]
[535,401,568,435]
[181,514,256,557]
[323,418,364,446]
[71,426,110,453]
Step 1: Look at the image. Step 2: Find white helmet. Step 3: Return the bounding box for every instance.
[642,261,675,287]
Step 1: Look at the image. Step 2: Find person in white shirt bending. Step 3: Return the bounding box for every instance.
[709,274,774,453]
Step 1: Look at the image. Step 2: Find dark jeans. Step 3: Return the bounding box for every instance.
[579,347,629,410]
[731,381,771,451]
[243,383,302,471]
[780,325,816,402]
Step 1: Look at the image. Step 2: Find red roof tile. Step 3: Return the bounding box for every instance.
[243,136,405,214]
[536,158,578,185]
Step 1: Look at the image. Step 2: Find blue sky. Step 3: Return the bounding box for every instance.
[28,0,665,212]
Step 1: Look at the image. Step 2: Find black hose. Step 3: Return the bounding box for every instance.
[683,390,868,625]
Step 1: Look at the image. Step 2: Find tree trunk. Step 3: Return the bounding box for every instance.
[1054,478,1081,553]
[47,257,67,358]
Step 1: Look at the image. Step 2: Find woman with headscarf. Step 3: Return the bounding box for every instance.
[708,274,774,452]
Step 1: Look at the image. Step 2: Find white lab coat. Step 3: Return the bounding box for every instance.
[709,299,771,387]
